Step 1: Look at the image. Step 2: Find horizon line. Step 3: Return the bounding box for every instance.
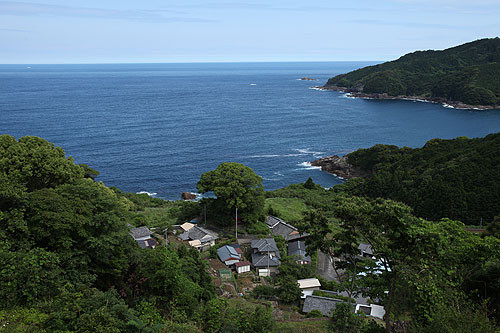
[0,60,386,66]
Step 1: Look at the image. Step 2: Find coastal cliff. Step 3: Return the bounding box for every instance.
[311,155,369,179]
[322,38,500,110]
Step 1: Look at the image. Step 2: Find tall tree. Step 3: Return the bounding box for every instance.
[197,162,265,225]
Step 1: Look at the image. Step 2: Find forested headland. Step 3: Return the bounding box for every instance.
[324,38,500,108]
[334,132,500,224]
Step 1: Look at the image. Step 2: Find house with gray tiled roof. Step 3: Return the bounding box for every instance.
[358,242,374,258]
[130,226,157,249]
[266,216,309,242]
[288,240,311,264]
[179,225,218,251]
[250,238,281,275]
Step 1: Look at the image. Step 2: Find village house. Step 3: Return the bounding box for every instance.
[217,245,242,266]
[297,278,321,298]
[288,240,311,264]
[266,216,309,241]
[358,242,374,258]
[178,225,218,251]
[235,261,251,274]
[130,226,157,249]
[250,238,281,276]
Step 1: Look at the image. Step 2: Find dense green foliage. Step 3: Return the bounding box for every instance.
[325,38,500,106]
[331,302,384,333]
[197,162,265,226]
[340,133,500,223]
[3,134,500,331]
[0,135,216,331]
[300,196,500,331]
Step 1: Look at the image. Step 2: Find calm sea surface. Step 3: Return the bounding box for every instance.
[2,62,500,199]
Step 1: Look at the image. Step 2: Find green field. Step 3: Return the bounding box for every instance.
[265,197,308,223]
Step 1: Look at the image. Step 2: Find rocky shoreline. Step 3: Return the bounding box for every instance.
[310,155,369,179]
[315,85,500,111]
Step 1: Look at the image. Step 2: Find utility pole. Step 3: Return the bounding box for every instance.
[204,204,207,226]
[235,207,238,239]
[267,248,270,276]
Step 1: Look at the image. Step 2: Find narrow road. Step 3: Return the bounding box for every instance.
[317,250,342,282]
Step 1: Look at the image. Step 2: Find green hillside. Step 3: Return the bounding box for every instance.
[325,38,500,106]
[340,132,500,223]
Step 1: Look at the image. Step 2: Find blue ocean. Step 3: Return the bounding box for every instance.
[2,62,500,200]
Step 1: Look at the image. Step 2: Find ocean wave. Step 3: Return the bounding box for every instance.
[274,171,284,177]
[249,83,257,86]
[442,103,455,109]
[136,191,158,197]
[248,153,305,158]
[248,154,282,158]
[293,148,325,158]
[340,93,355,99]
[296,161,322,170]
[308,87,326,91]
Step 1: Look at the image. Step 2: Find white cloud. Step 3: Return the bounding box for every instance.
[0,1,214,22]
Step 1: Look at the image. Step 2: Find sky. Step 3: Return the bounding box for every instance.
[1,0,499,64]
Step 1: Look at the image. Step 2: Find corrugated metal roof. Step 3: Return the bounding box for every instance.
[188,239,201,247]
[298,278,321,289]
[235,261,251,267]
[180,222,195,231]
[217,245,241,262]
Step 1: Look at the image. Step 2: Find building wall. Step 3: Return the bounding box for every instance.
[237,265,250,274]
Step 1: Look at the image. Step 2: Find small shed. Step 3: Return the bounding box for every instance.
[297,278,322,298]
[257,268,270,277]
[355,304,385,319]
[235,261,251,274]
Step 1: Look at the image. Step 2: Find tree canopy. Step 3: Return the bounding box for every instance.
[340,133,500,224]
[300,197,500,331]
[197,162,265,225]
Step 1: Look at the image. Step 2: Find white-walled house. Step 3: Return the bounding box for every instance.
[235,261,251,274]
[297,278,321,298]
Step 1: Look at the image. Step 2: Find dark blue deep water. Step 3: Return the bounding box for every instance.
[2,62,500,199]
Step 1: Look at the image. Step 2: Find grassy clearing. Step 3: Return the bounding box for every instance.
[135,206,177,230]
[275,319,330,332]
[265,198,308,223]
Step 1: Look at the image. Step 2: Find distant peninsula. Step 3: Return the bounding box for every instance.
[319,38,500,110]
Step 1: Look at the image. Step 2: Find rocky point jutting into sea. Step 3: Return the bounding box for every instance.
[310,155,370,179]
[313,85,500,111]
